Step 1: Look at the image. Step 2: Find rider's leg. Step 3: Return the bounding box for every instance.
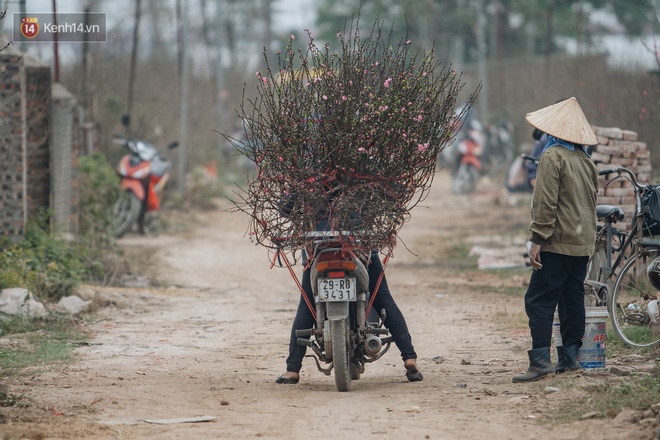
[278,268,315,383]
[368,254,421,380]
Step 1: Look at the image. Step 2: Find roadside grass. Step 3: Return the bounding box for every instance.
[0,314,87,377]
[433,237,480,270]
[543,364,660,424]
[0,154,116,401]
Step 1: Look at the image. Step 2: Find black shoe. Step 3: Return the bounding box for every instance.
[406,371,424,382]
[405,363,423,382]
[512,347,555,383]
[275,374,299,384]
[556,344,582,374]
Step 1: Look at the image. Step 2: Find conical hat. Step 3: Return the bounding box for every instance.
[525,97,599,146]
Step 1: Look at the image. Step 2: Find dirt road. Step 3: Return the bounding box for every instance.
[2,173,656,439]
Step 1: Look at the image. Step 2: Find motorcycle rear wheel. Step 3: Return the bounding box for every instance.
[112,190,141,238]
[451,163,478,195]
[330,319,352,392]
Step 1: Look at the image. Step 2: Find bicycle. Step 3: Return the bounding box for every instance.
[586,166,660,348]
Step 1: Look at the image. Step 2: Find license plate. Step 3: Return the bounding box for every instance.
[317,278,356,302]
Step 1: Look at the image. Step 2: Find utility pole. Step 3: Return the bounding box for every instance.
[262,0,271,49]
[177,0,190,197]
[452,0,465,73]
[19,0,27,52]
[216,0,226,155]
[127,0,141,135]
[475,0,488,121]
[52,0,60,82]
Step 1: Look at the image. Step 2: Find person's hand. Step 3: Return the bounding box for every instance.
[528,242,542,270]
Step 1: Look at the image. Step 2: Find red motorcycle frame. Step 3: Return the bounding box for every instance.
[112,136,178,238]
[450,128,483,195]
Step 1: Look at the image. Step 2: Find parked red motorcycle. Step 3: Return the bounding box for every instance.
[450,122,483,195]
[112,136,178,238]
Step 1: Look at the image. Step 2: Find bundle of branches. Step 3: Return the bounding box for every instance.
[226,20,480,254]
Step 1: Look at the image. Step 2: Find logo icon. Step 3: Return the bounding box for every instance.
[20,17,39,39]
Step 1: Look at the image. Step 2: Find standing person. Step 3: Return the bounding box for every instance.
[512,97,599,383]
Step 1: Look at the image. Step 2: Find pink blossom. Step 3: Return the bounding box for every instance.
[307,177,315,183]
[358,147,366,152]
[278,156,284,162]
[406,40,411,45]
[322,95,328,100]
[337,32,341,37]
[262,78,269,83]
[416,115,423,122]
[290,35,295,40]
[379,105,389,112]
[417,143,429,152]
[384,77,392,88]
[341,96,348,101]
[256,71,261,77]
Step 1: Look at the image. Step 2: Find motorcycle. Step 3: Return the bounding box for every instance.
[112,136,178,238]
[481,119,515,177]
[450,123,484,195]
[281,232,392,392]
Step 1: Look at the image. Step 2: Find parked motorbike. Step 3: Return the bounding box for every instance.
[450,123,484,195]
[288,232,391,392]
[481,119,515,176]
[505,153,538,193]
[112,136,178,238]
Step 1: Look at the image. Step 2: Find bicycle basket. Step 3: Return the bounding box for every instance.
[641,186,660,236]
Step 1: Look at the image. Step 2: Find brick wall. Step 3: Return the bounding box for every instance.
[591,126,651,231]
[0,51,29,241]
[0,45,80,244]
[24,59,52,224]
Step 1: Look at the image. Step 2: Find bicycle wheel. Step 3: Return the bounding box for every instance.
[609,249,660,348]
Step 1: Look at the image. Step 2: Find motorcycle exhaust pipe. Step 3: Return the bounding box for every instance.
[364,335,382,356]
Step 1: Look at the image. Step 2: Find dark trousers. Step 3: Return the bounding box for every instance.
[525,252,587,349]
[285,255,417,373]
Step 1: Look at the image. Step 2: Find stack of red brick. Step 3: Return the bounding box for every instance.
[591,126,652,231]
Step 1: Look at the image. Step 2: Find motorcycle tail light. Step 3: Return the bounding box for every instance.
[326,270,346,279]
[315,251,357,272]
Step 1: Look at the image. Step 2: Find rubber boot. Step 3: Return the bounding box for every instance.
[555,344,582,374]
[512,347,555,383]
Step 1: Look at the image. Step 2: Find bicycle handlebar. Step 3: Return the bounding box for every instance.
[598,166,646,191]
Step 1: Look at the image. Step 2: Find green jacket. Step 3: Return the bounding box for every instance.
[528,145,598,257]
